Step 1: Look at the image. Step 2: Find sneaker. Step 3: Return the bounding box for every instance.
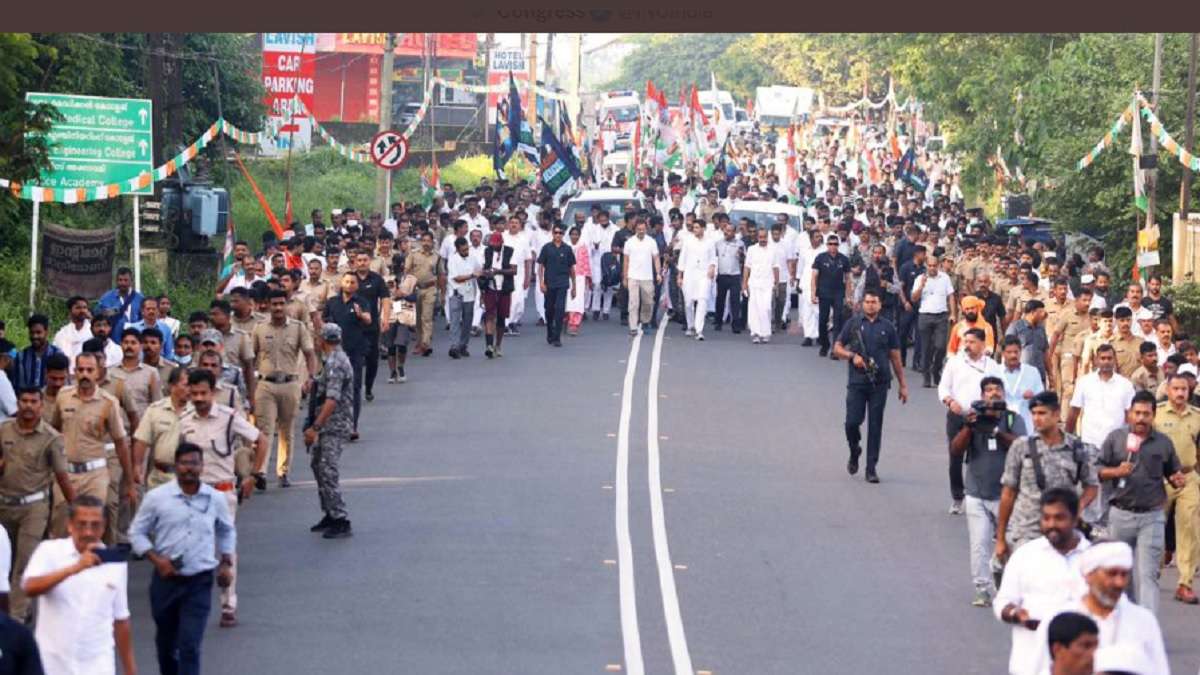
[971,590,992,608]
[460,349,471,358]
[397,366,406,383]
[387,372,397,384]
[629,329,639,337]
[310,514,336,532]
[949,500,964,516]
[685,328,696,337]
[279,474,291,488]
[322,518,353,539]
[495,346,503,357]
[695,333,704,341]
[365,391,374,402]
[752,336,761,344]
[485,345,495,359]
[865,470,880,484]
[449,348,460,359]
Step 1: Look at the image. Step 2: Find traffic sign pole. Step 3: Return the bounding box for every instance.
[133,196,141,293]
[29,201,39,309]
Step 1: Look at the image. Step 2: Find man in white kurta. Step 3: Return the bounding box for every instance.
[795,230,821,343]
[1026,542,1169,675]
[742,228,780,343]
[503,221,534,332]
[585,213,617,319]
[678,223,717,340]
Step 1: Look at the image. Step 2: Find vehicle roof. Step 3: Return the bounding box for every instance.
[728,200,805,215]
[568,189,645,201]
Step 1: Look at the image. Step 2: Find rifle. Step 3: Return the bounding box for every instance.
[304,379,324,453]
[850,316,881,386]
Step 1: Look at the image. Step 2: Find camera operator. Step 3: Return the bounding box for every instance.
[950,376,1027,608]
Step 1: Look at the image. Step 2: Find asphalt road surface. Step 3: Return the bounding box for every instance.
[127,311,1200,674]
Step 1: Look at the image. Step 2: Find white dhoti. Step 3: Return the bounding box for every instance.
[508,274,527,326]
[799,291,819,338]
[567,272,588,314]
[589,253,612,315]
[683,273,710,335]
[748,284,773,338]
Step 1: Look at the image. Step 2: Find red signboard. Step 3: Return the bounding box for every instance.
[262,48,315,120]
[320,33,478,60]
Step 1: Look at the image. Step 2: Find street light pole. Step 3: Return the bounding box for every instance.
[375,33,397,216]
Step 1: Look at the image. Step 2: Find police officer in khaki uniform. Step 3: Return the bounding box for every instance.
[179,368,266,627]
[404,232,443,354]
[298,258,329,331]
[1047,288,1094,401]
[1157,374,1200,604]
[131,366,190,491]
[109,327,162,427]
[41,352,70,426]
[48,352,134,543]
[93,344,142,547]
[210,299,258,407]
[139,326,177,397]
[0,386,75,620]
[252,289,317,487]
[1110,305,1144,379]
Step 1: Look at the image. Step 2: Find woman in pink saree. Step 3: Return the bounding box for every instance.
[566,225,592,336]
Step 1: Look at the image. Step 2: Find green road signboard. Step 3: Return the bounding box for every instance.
[26,92,154,196]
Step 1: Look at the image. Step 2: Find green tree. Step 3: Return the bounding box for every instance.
[607,34,748,98]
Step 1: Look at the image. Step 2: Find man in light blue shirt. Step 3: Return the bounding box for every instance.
[94,267,143,341]
[1000,334,1044,432]
[130,442,234,675]
[126,296,175,359]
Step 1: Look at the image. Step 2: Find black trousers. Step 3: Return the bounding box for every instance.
[946,412,966,501]
[667,267,684,325]
[899,307,919,368]
[919,312,949,383]
[845,383,889,470]
[818,296,845,349]
[150,570,213,675]
[545,286,568,343]
[714,274,742,329]
[344,346,365,429]
[363,330,380,395]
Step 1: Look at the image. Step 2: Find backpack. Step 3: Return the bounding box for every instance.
[1025,434,1089,491]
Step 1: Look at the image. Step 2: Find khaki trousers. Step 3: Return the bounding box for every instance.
[0,500,50,619]
[255,379,301,477]
[50,467,109,538]
[415,286,438,347]
[1168,471,1200,589]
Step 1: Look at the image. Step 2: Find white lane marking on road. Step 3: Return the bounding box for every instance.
[615,332,646,675]
[646,325,695,674]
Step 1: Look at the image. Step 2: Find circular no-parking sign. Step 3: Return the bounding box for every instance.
[370,131,409,170]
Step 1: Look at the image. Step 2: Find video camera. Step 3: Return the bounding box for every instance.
[970,399,1008,415]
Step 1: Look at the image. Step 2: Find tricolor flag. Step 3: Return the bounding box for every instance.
[220,215,236,276]
[420,158,441,210]
[507,72,540,165]
[786,123,800,203]
[1130,94,1148,213]
[539,116,583,206]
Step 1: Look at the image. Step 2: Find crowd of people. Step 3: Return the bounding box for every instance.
[0,117,1193,674]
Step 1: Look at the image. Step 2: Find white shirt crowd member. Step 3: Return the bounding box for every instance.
[503,228,534,327]
[585,220,617,316]
[23,537,131,674]
[915,270,955,313]
[624,234,659,282]
[744,239,779,342]
[992,534,1091,674]
[678,231,716,338]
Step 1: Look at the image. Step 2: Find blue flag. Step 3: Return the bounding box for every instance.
[897,148,928,193]
[494,96,513,179]
[539,117,581,205]
[507,73,539,165]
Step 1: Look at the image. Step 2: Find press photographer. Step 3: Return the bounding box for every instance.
[950,376,1027,608]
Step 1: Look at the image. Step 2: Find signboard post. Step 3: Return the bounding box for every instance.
[261,33,316,156]
[370,131,409,170]
[25,92,154,302]
[488,48,529,124]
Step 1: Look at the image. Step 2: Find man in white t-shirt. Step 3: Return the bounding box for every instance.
[622,219,661,336]
[22,494,135,675]
[1067,343,1136,527]
[913,253,956,388]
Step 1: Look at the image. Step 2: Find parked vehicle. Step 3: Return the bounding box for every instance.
[563,188,650,225]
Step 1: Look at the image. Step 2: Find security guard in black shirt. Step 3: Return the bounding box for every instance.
[811,235,852,358]
[833,288,909,483]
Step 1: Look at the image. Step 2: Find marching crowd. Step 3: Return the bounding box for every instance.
[0,119,1194,674]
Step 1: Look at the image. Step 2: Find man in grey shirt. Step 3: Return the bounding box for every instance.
[712,222,745,333]
[1005,299,1050,380]
[1097,389,1186,614]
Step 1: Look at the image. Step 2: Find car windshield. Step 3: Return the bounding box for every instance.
[563,199,646,225]
[603,106,639,123]
[728,209,802,232]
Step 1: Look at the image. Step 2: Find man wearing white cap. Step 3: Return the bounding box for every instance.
[1027,541,1168,675]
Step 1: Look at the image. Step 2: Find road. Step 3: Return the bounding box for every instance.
[127,312,1200,674]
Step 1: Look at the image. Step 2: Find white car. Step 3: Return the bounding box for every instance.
[726,199,806,232]
[562,188,650,225]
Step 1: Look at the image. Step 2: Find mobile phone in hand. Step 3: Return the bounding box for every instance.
[95,547,129,564]
[1022,618,1041,631]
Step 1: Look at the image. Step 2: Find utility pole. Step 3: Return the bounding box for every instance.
[482,33,494,144]
[572,33,583,125]
[375,32,396,216]
[545,33,555,87]
[1146,33,1163,231]
[528,33,540,138]
[1182,33,1199,214]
